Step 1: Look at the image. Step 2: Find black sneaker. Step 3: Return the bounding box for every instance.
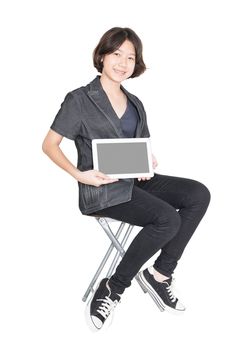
[137,266,185,313]
[85,278,121,331]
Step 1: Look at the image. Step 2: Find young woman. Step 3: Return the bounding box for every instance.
[42,27,211,331]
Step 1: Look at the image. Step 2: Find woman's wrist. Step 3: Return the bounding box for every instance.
[71,168,82,181]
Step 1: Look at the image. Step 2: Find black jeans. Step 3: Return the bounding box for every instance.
[90,173,211,294]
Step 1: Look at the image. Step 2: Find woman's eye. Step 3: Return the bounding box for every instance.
[113,52,135,61]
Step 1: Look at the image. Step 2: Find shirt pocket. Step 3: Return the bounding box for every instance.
[80,183,108,208]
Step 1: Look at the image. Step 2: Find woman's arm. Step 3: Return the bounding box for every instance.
[42,129,119,186]
[42,129,81,180]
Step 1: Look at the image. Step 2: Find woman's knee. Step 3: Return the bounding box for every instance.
[197,182,211,208]
[189,180,211,208]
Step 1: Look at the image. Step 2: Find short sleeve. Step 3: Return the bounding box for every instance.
[50,92,82,140]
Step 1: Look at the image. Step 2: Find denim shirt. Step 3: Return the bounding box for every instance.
[50,75,151,215]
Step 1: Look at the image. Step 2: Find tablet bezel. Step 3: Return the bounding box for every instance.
[92,138,154,179]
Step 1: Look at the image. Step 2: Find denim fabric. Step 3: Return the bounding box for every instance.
[90,172,211,294]
[50,75,151,215]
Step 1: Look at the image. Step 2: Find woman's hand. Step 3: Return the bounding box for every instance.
[152,153,158,169]
[76,169,119,187]
[137,153,158,181]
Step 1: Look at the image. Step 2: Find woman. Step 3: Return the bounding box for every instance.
[42,27,211,331]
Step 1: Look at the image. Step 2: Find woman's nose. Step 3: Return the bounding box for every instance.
[118,57,128,67]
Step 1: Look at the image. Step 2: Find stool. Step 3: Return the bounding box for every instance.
[82,215,146,302]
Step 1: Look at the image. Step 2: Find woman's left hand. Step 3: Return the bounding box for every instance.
[137,153,158,181]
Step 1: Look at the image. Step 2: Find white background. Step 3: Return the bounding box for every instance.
[1,0,248,348]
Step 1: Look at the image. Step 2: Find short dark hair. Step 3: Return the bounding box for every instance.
[93,27,146,78]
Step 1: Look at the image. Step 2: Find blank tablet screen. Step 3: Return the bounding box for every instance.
[96,142,149,174]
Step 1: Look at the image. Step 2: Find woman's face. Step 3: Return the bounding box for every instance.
[101,40,136,83]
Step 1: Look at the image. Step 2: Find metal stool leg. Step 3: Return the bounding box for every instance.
[82,218,126,302]
[82,217,147,302]
[104,220,147,293]
[106,223,134,278]
[97,217,126,254]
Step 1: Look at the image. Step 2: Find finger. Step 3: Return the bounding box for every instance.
[96,171,109,179]
[98,172,114,180]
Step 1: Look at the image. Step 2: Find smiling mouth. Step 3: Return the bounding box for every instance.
[114,69,126,75]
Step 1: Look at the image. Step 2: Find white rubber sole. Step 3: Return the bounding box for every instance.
[137,271,185,315]
[84,287,115,332]
[84,290,104,332]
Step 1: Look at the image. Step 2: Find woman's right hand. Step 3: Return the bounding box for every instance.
[42,130,119,187]
[75,169,119,187]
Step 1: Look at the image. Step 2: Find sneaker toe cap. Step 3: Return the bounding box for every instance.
[91,315,103,329]
[176,300,186,311]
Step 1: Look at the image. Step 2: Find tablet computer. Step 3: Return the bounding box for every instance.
[92,138,154,179]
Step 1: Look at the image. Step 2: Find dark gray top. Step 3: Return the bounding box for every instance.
[50,75,151,215]
[120,98,139,138]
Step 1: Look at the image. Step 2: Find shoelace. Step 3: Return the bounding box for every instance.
[96,296,119,319]
[165,283,177,303]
